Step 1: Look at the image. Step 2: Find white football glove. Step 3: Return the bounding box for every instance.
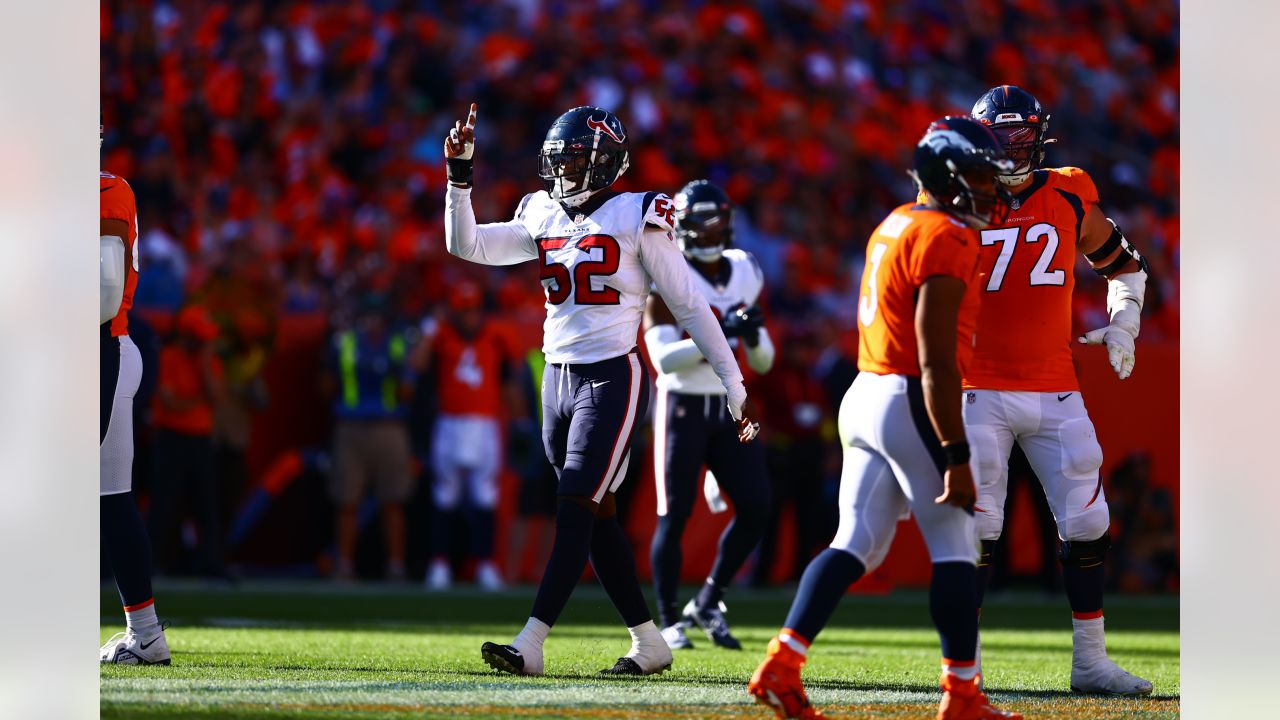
[1078,324,1136,379]
[1078,270,1146,380]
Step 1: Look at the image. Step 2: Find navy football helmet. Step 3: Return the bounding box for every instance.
[537,106,630,208]
[910,115,1015,229]
[972,85,1053,185]
[673,179,733,263]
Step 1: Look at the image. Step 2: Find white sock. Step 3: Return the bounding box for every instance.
[943,660,979,681]
[1072,615,1106,662]
[512,617,550,654]
[125,601,159,636]
[625,620,663,657]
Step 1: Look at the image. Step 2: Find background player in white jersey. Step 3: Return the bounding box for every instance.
[643,180,774,651]
[442,104,759,677]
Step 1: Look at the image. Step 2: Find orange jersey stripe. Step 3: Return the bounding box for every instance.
[101,171,139,337]
[962,168,1099,392]
[856,204,981,378]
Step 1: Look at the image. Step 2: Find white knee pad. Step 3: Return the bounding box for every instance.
[1057,418,1109,541]
[968,425,1007,542]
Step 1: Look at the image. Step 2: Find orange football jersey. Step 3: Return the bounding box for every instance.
[433,321,513,417]
[101,171,139,337]
[962,167,1098,392]
[856,204,982,378]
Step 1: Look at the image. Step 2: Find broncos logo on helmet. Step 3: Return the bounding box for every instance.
[910,115,1015,229]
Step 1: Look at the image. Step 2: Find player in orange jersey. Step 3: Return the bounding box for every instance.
[418,282,519,592]
[100,122,170,664]
[962,85,1152,696]
[750,117,1021,720]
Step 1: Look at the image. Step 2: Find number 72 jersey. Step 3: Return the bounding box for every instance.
[963,167,1098,392]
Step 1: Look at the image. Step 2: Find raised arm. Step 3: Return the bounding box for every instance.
[443,102,537,266]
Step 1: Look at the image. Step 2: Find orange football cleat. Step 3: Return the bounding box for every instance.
[938,673,1023,720]
[747,635,826,719]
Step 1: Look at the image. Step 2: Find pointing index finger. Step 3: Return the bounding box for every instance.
[465,102,477,130]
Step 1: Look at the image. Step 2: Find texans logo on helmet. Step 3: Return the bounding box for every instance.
[586,114,625,144]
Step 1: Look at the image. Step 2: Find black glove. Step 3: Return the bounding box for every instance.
[721,304,765,346]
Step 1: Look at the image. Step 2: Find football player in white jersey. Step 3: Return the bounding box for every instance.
[643,180,774,651]
[443,103,758,677]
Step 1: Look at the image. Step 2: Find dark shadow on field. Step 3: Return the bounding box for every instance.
[103,584,1180,634]
[441,668,1180,701]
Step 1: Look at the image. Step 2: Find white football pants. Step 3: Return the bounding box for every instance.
[101,335,142,496]
[962,389,1109,543]
[430,414,501,510]
[828,372,979,572]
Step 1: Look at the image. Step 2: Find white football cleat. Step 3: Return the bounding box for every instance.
[1071,656,1153,696]
[661,623,694,650]
[475,561,505,592]
[100,626,170,666]
[425,560,452,592]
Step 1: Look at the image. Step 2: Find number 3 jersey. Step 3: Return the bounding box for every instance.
[444,185,742,390]
[963,167,1098,392]
[856,203,981,378]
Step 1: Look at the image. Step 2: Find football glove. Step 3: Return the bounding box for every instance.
[1078,270,1146,380]
[721,304,764,345]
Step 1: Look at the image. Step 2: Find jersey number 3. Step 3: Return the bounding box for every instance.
[538,235,621,305]
[980,223,1066,291]
[858,243,889,327]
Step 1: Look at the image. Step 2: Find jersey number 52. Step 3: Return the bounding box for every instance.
[538,235,622,306]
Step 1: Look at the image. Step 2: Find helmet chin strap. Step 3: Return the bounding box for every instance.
[998,171,1032,186]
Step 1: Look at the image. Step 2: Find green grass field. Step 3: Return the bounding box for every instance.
[100,582,1178,719]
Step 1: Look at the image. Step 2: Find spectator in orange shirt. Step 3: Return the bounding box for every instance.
[148,305,228,578]
[415,283,518,592]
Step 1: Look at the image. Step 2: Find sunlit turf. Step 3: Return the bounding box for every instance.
[101,582,1178,719]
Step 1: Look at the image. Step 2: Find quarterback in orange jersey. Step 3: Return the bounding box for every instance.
[750,117,1021,720]
[416,282,519,592]
[963,85,1152,696]
[100,154,170,664]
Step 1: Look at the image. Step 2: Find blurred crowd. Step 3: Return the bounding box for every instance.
[101,0,1179,592]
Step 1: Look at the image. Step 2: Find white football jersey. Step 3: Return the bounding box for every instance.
[656,249,765,395]
[444,184,744,388]
[513,191,671,363]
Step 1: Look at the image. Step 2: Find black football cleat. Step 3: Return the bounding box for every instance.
[481,642,528,675]
[599,656,672,676]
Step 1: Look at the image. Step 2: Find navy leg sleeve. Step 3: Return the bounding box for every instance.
[782,547,866,642]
